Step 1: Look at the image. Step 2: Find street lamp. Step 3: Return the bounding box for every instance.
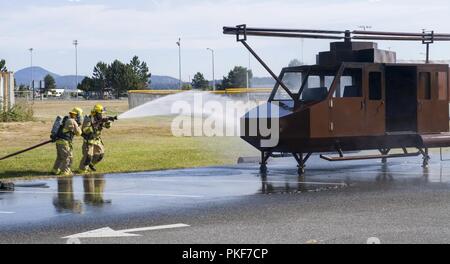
[29,48,34,100]
[300,38,304,64]
[176,38,182,89]
[73,40,78,98]
[246,51,251,89]
[247,52,251,101]
[206,48,215,90]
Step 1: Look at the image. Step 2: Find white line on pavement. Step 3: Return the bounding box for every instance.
[0,190,203,198]
[0,211,15,214]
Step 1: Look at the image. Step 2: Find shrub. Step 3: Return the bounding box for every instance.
[0,102,34,122]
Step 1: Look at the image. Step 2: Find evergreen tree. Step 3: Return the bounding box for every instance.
[288,59,303,67]
[92,62,109,98]
[107,60,134,98]
[221,66,252,89]
[0,59,6,72]
[129,56,151,89]
[77,77,94,93]
[43,74,56,94]
[191,72,209,90]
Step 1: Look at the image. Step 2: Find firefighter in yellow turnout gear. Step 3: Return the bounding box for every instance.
[79,104,112,173]
[52,108,83,176]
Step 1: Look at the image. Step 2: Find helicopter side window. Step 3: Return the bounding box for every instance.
[419,72,432,100]
[300,75,333,101]
[333,69,362,98]
[369,72,382,100]
[437,72,448,100]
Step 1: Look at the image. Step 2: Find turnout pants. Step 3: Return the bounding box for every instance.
[53,140,73,174]
[79,140,105,170]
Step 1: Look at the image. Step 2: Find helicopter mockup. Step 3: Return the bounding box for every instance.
[224,25,450,174]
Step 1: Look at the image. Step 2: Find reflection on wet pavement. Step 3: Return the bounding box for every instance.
[53,177,82,214]
[260,173,347,194]
[83,175,111,207]
[2,155,450,227]
[52,175,111,214]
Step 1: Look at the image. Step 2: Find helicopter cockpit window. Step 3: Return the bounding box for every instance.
[273,72,303,100]
[271,68,337,102]
[333,68,362,98]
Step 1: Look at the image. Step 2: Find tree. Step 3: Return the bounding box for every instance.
[92,62,109,98]
[107,60,135,98]
[77,56,152,99]
[191,72,209,90]
[181,83,192,90]
[0,59,7,72]
[221,66,252,89]
[77,77,94,93]
[43,74,56,94]
[129,56,151,89]
[288,59,303,67]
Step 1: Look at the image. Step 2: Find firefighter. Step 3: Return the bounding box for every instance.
[52,107,83,176]
[79,104,112,173]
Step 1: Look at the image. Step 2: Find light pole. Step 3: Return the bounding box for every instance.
[206,48,215,90]
[176,38,182,89]
[301,38,304,64]
[29,48,34,100]
[246,51,251,89]
[73,40,78,99]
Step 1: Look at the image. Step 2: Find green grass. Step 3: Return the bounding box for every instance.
[0,134,251,179]
[0,101,257,179]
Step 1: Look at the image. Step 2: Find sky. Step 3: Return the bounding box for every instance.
[1,0,450,80]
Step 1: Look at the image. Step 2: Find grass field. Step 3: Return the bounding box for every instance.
[0,99,257,179]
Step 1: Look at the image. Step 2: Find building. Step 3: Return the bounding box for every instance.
[0,71,15,112]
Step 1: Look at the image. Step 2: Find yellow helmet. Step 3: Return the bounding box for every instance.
[92,104,104,114]
[69,107,83,117]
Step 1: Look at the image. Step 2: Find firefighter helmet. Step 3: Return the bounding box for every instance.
[69,107,83,117]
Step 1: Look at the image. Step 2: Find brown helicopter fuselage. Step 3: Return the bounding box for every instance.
[241,44,450,154]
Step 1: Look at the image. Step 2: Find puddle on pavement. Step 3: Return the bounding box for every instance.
[3,155,450,226]
[258,173,348,195]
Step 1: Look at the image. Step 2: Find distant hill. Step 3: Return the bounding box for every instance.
[14,66,180,90]
[15,66,59,85]
[150,75,180,89]
[13,66,273,90]
[14,67,85,90]
[55,75,84,89]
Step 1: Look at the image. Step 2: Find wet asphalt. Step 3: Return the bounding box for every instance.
[2,154,450,244]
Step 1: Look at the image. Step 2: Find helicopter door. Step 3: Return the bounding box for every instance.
[330,66,366,137]
[417,70,449,133]
[417,71,433,133]
[364,69,385,135]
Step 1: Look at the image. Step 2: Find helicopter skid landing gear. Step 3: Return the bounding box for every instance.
[379,148,391,164]
[259,151,270,173]
[419,147,430,168]
[293,153,312,175]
